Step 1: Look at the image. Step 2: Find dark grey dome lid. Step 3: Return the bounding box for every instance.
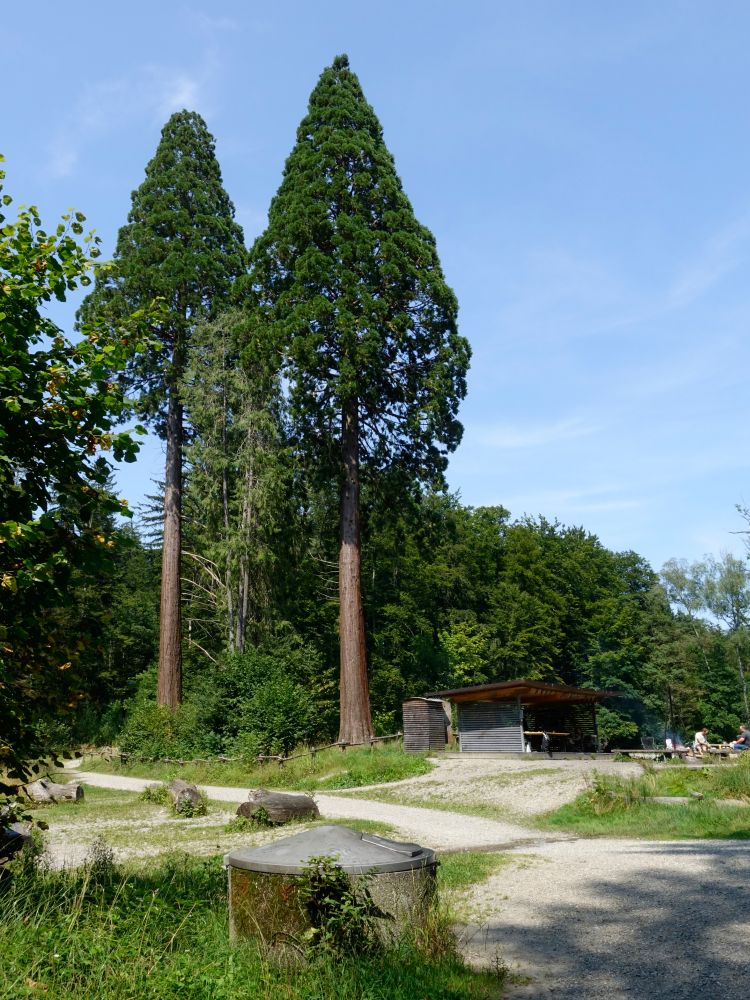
[224,824,436,874]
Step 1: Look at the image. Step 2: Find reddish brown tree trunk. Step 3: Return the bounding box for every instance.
[157,375,183,709]
[338,399,374,744]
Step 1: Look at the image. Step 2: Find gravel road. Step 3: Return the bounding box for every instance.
[65,760,750,999]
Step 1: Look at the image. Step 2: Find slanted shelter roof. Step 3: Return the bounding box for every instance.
[426,679,619,705]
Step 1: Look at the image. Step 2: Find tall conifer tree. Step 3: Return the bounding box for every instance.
[250,56,470,743]
[80,111,247,709]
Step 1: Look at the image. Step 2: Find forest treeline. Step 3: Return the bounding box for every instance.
[2,57,749,782]
[66,499,748,757]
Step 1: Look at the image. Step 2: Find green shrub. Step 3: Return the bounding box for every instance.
[118,671,219,759]
[173,791,208,818]
[232,675,315,758]
[139,781,207,817]
[223,815,256,833]
[297,855,382,956]
[139,783,170,805]
[116,636,335,761]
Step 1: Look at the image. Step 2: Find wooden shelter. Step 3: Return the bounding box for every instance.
[426,679,618,753]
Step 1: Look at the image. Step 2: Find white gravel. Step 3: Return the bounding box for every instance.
[466,837,750,1000]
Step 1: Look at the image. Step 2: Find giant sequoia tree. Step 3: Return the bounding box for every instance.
[250,56,470,743]
[81,112,247,709]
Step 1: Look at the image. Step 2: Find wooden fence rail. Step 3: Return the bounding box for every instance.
[81,732,403,769]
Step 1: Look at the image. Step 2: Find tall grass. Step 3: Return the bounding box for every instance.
[79,743,433,791]
[0,849,504,1000]
[539,762,750,840]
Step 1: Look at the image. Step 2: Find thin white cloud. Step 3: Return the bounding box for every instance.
[188,11,239,33]
[665,215,750,310]
[46,138,78,180]
[156,73,202,118]
[478,417,596,450]
[604,213,750,335]
[41,57,216,181]
[498,209,750,355]
[503,486,643,518]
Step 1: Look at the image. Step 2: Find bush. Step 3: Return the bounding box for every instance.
[115,635,334,761]
[232,674,315,758]
[139,783,170,805]
[297,855,380,956]
[139,782,208,817]
[118,669,220,759]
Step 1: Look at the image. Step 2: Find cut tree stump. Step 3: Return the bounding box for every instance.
[168,779,203,813]
[25,778,84,803]
[236,788,319,825]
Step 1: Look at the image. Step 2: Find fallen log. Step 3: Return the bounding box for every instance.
[236,788,319,825]
[168,779,204,814]
[25,778,83,804]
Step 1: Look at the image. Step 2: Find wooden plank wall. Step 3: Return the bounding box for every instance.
[402,698,448,752]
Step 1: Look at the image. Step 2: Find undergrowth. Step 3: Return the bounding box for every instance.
[0,847,504,999]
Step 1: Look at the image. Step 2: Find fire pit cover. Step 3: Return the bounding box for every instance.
[224,824,435,875]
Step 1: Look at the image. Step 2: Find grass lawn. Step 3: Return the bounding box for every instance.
[537,762,750,840]
[4,787,510,999]
[0,850,506,1000]
[78,743,433,791]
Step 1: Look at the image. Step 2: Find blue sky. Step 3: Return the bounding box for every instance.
[5,1,750,572]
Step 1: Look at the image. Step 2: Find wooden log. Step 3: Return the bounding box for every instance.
[236,788,320,825]
[25,778,84,803]
[168,779,203,813]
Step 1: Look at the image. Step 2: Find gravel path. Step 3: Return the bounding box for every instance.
[65,760,750,999]
[71,769,553,851]
[467,837,750,1000]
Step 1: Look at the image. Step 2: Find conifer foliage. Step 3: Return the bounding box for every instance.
[250,56,470,743]
[81,111,247,710]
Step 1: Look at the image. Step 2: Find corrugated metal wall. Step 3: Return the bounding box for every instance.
[457,699,524,752]
[402,698,448,752]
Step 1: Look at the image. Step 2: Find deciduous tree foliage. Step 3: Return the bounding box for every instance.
[0,158,142,786]
[80,112,247,709]
[250,55,470,744]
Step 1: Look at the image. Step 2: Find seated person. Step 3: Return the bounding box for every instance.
[693,728,710,756]
[730,724,750,752]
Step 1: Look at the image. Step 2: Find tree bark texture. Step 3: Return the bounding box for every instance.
[158,371,183,710]
[168,779,202,813]
[338,399,374,745]
[25,778,83,803]
[236,788,319,824]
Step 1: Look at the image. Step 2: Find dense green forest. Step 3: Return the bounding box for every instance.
[2,58,749,785]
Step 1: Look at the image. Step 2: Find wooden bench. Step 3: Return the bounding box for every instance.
[612,748,692,761]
